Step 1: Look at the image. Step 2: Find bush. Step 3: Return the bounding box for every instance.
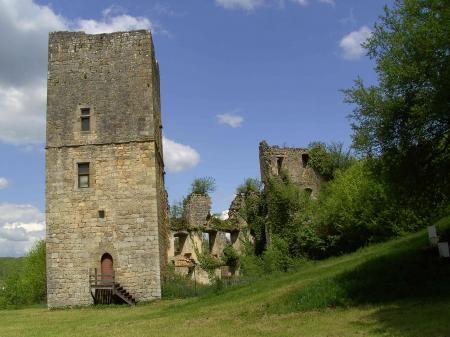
[190,177,216,195]
[236,178,262,195]
[308,142,355,180]
[0,240,46,308]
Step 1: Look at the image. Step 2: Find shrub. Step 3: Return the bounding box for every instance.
[236,178,262,195]
[190,177,216,195]
[0,240,46,308]
[308,142,355,180]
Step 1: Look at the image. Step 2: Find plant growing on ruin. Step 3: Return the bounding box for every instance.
[223,244,239,267]
[308,142,355,180]
[190,177,216,196]
[236,178,262,195]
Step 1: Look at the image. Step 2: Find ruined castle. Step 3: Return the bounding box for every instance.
[259,141,323,196]
[46,30,168,308]
[45,30,323,308]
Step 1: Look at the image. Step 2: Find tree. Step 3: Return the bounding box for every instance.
[308,142,355,180]
[344,0,450,211]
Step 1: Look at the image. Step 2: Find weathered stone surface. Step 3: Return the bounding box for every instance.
[259,140,323,196]
[183,194,211,228]
[46,30,167,308]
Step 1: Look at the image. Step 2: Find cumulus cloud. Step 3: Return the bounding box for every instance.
[217,112,244,128]
[0,0,158,146]
[77,6,152,34]
[0,203,45,257]
[0,177,9,189]
[339,26,372,60]
[218,210,229,220]
[163,137,200,173]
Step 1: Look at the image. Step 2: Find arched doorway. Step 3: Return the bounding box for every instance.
[101,253,114,284]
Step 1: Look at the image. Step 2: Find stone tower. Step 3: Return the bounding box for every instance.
[259,140,323,196]
[46,30,168,308]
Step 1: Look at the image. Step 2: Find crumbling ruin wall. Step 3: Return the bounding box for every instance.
[183,194,211,228]
[259,140,323,196]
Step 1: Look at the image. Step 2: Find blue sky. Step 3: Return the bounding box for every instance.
[0,0,391,256]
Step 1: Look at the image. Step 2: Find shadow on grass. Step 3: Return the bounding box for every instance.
[269,232,450,335]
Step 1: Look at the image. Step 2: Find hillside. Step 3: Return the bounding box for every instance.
[1,226,449,337]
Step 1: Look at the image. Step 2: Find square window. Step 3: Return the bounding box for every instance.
[98,210,105,218]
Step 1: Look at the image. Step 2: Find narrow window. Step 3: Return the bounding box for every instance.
[174,237,181,255]
[80,108,90,131]
[98,210,105,218]
[302,153,309,168]
[78,163,90,188]
[277,157,283,175]
[225,232,231,244]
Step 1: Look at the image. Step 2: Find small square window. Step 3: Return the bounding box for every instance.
[78,163,90,188]
[98,210,105,218]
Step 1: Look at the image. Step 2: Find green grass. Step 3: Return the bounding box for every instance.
[1,226,450,337]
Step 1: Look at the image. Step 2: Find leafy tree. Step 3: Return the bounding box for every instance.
[0,240,46,307]
[308,142,356,180]
[190,177,216,195]
[344,0,450,211]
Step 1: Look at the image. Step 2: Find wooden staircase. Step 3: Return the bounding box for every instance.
[113,282,136,305]
[89,269,136,306]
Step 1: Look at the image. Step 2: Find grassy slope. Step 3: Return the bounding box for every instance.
[1,225,450,337]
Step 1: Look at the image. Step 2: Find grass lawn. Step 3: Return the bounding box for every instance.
[1,226,449,337]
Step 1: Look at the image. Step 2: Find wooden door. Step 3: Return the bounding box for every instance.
[101,253,113,284]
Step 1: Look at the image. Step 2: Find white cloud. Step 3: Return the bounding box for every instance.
[217,112,244,128]
[0,203,45,257]
[163,137,200,173]
[77,6,152,34]
[218,210,229,220]
[0,0,160,146]
[0,177,9,189]
[339,26,372,60]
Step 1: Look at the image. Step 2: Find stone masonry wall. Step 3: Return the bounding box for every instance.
[46,30,166,308]
[259,140,323,196]
[183,194,211,228]
[46,142,161,307]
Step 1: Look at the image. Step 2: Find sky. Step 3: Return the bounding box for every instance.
[0,0,392,256]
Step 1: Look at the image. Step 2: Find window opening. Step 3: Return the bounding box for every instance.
[302,153,309,168]
[78,163,90,188]
[277,157,283,175]
[81,108,90,131]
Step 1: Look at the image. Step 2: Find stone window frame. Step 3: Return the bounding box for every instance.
[74,160,95,190]
[77,104,95,135]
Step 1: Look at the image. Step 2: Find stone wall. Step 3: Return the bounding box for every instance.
[183,194,211,228]
[259,140,323,196]
[46,30,166,308]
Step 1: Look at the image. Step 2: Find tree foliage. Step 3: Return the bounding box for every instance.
[236,178,262,195]
[0,240,46,308]
[308,142,356,180]
[344,0,450,210]
[190,177,216,195]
